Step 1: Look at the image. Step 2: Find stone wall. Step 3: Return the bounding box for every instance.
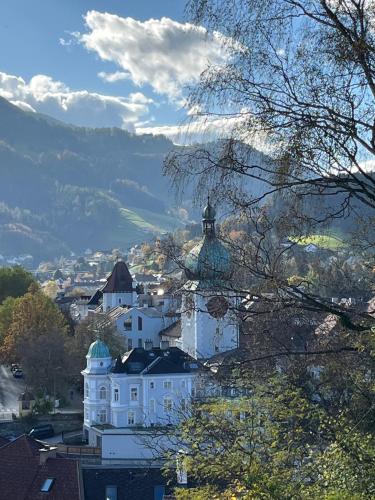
[0,412,83,438]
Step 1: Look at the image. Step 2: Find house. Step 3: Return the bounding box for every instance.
[0,434,82,499]
[82,200,238,461]
[82,340,198,456]
[82,467,171,500]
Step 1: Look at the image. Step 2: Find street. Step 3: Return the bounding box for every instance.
[0,365,25,415]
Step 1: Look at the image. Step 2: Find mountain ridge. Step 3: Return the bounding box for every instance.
[0,97,182,263]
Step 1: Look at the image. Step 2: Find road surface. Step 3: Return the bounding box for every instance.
[0,365,25,415]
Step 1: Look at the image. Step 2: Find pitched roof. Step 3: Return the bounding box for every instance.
[87,289,103,306]
[112,346,196,375]
[82,467,171,500]
[159,320,181,338]
[0,434,81,500]
[0,436,9,448]
[102,261,134,293]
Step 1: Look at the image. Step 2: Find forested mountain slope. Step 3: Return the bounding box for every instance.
[0,97,182,262]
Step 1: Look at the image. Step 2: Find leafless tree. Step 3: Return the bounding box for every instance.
[164,0,375,334]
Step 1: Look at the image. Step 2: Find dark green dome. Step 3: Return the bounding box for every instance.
[202,202,216,220]
[185,236,232,282]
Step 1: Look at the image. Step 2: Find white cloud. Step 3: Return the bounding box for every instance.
[0,71,151,130]
[136,114,271,153]
[81,12,228,100]
[98,71,131,83]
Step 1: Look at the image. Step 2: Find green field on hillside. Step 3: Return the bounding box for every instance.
[291,233,346,250]
[120,207,183,234]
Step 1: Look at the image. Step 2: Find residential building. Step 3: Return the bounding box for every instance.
[0,434,82,499]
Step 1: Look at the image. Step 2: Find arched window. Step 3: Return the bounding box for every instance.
[99,386,107,400]
[85,382,89,398]
[138,316,143,331]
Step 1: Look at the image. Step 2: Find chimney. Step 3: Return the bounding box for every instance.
[160,340,169,350]
[144,339,153,351]
[39,447,57,465]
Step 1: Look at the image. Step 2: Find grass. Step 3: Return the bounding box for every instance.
[291,233,346,250]
[120,207,184,234]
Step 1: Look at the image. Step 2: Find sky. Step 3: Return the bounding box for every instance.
[0,0,228,141]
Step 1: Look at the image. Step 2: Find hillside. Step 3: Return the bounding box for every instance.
[0,97,183,263]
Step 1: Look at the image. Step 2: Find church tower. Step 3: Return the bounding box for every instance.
[102,261,136,311]
[181,198,239,359]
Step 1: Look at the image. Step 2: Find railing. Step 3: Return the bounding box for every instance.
[57,444,101,457]
[0,412,13,422]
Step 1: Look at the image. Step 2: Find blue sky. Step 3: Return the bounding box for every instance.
[0,0,227,140]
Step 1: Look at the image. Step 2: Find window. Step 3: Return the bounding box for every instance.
[130,387,138,401]
[127,338,133,350]
[127,411,135,425]
[40,478,55,493]
[149,399,155,412]
[138,338,142,348]
[85,382,89,398]
[22,400,30,410]
[99,386,107,400]
[98,409,107,423]
[85,409,89,421]
[163,398,173,413]
[163,380,172,390]
[149,381,155,389]
[124,316,132,331]
[105,486,118,500]
[138,316,143,331]
[181,380,186,389]
[119,298,122,304]
[181,399,187,411]
[114,388,119,402]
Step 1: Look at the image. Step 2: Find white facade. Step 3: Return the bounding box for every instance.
[113,306,177,350]
[102,290,137,311]
[180,291,239,359]
[82,347,195,449]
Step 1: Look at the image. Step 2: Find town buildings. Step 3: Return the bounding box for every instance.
[82,199,239,458]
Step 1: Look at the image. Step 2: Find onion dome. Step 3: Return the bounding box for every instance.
[87,339,110,359]
[202,200,216,220]
[185,197,232,284]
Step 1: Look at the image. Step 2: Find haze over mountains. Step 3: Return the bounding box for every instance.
[0,97,187,263]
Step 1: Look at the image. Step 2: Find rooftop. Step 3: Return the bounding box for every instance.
[0,435,81,500]
[102,261,134,293]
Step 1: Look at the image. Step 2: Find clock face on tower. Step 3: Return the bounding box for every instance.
[206,296,229,319]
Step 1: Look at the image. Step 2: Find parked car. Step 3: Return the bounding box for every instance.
[10,364,20,372]
[28,424,55,439]
[13,369,23,378]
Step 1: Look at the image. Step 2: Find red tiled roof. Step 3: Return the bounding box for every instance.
[0,435,9,447]
[26,457,81,500]
[102,261,133,293]
[0,435,81,500]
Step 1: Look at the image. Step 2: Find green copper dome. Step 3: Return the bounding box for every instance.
[202,201,216,220]
[87,339,110,359]
[185,237,232,282]
[185,198,232,284]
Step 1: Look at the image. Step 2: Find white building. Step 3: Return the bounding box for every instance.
[82,339,197,452]
[179,199,239,359]
[82,199,238,459]
[101,261,137,311]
